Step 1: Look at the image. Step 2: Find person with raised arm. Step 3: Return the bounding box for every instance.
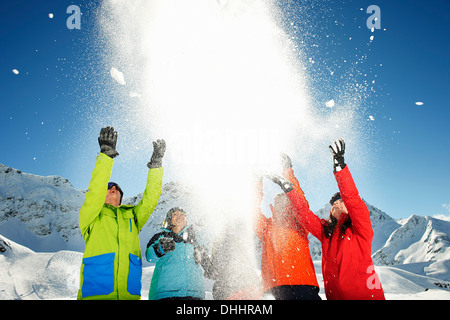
[267,139,385,300]
[77,126,165,300]
[253,154,321,300]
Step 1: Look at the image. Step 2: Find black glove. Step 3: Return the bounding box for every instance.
[154,237,176,257]
[147,139,166,169]
[98,126,119,158]
[329,138,346,172]
[266,174,294,193]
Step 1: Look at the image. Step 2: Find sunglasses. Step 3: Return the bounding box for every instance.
[108,182,123,197]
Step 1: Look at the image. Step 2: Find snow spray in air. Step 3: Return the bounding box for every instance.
[97,0,364,297]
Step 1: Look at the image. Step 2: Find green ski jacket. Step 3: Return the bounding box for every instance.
[77,153,164,300]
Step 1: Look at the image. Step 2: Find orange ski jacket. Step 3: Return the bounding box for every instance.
[254,168,319,292]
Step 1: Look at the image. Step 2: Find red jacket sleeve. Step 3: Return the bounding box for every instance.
[334,166,373,241]
[284,168,324,242]
[283,168,308,206]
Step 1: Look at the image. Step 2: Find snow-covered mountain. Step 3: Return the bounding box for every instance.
[1,163,450,299]
[372,214,450,268]
[0,164,85,252]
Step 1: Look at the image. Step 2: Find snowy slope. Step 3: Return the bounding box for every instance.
[0,235,82,300]
[2,233,449,300]
[1,163,450,299]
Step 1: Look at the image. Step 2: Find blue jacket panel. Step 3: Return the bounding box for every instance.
[146,228,205,300]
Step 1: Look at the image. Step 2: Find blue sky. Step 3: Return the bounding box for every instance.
[0,0,449,220]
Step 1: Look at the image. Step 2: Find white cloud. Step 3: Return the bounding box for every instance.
[434,204,450,222]
[433,213,450,222]
[110,67,126,85]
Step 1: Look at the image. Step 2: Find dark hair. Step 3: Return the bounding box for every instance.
[323,215,352,238]
[329,192,341,205]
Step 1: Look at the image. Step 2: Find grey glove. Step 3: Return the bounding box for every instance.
[147,139,166,169]
[98,126,119,158]
[266,174,294,193]
[329,138,346,172]
[280,153,293,170]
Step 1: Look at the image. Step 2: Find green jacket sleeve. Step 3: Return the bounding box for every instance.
[134,167,164,231]
[79,153,114,240]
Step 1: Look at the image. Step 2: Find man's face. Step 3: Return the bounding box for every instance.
[331,199,348,220]
[105,186,121,207]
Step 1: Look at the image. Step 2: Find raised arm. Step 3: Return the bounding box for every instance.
[334,166,373,240]
[267,153,324,241]
[329,139,373,240]
[79,127,119,240]
[253,177,268,241]
[134,140,166,230]
[286,188,324,241]
[281,153,308,206]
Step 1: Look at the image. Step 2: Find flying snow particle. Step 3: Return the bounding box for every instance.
[49,13,54,19]
[370,35,374,41]
[325,99,335,108]
[129,91,142,99]
[415,102,424,106]
[110,67,126,85]
[12,69,19,75]
[217,0,228,7]
[368,115,375,121]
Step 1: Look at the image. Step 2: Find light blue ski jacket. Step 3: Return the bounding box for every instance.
[145,227,205,300]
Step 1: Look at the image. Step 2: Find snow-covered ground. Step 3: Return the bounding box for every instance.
[1,235,449,300]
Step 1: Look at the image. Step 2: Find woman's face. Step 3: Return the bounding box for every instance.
[171,211,187,230]
[330,199,348,220]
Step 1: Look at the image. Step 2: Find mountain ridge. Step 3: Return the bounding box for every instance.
[0,162,449,269]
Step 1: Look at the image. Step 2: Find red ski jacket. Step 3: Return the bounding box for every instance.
[286,166,385,300]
